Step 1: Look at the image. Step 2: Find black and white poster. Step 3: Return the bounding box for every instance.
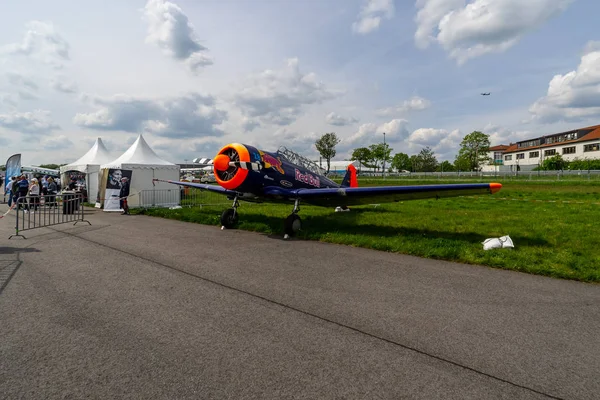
[104,168,132,211]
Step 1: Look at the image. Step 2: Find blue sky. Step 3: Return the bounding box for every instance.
[1,0,599,165]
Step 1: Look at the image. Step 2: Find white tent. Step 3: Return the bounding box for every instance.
[59,138,113,203]
[99,134,180,210]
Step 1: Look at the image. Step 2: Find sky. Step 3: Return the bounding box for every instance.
[1,0,599,166]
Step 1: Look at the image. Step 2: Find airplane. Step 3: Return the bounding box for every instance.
[153,143,502,239]
[481,92,491,96]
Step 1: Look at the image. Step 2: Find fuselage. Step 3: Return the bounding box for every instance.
[212,143,340,196]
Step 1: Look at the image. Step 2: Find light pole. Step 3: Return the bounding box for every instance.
[382,132,386,179]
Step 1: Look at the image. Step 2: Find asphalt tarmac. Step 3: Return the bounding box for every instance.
[0,204,599,399]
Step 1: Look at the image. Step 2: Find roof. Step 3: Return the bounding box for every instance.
[489,145,509,151]
[62,138,113,169]
[101,134,178,169]
[504,124,600,154]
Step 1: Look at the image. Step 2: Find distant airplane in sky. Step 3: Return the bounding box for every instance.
[481,92,491,96]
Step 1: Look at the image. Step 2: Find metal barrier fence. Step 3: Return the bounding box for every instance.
[139,188,231,208]
[9,193,91,239]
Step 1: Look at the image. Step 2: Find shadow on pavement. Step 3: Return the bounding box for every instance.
[0,247,41,254]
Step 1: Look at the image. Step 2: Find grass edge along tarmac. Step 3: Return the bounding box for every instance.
[134,181,600,283]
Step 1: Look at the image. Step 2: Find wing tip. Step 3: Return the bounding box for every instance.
[490,182,502,194]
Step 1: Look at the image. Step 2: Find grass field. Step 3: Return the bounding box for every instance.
[135,179,600,283]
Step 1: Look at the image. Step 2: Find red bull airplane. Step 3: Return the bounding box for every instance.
[153,143,502,239]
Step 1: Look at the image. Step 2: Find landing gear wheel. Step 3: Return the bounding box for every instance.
[221,208,239,229]
[284,214,302,239]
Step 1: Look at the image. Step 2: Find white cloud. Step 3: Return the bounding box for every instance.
[352,0,395,34]
[6,72,38,90]
[376,96,431,116]
[143,0,213,73]
[325,112,358,126]
[4,72,39,101]
[529,43,600,123]
[51,76,77,93]
[232,58,342,128]
[269,127,321,156]
[1,21,70,68]
[482,123,531,145]
[0,110,60,134]
[0,94,18,107]
[73,92,227,139]
[408,127,462,159]
[415,0,573,64]
[345,118,409,147]
[41,134,73,150]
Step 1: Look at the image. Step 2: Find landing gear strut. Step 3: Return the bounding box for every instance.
[221,196,240,229]
[284,199,302,240]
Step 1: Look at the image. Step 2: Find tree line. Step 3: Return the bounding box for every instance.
[315,131,493,174]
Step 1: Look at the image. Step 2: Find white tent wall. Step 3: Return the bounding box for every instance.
[124,165,180,208]
[59,138,113,203]
[99,134,181,210]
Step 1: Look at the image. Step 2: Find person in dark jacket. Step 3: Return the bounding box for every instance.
[119,177,130,215]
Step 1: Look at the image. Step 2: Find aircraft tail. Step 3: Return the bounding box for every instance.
[341,164,358,188]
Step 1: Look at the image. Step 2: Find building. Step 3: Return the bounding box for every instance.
[483,124,600,172]
[482,145,510,172]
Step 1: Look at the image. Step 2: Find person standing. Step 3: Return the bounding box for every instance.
[119,177,130,215]
[5,177,15,207]
[16,175,30,212]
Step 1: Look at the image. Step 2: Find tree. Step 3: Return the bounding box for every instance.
[456,131,491,171]
[38,164,65,170]
[541,154,567,170]
[410,154,421,172]
[350,147,372,173]
[369,143,392,175]
[390,152,411,172]
[315,132,341,174]
[453,155,470,171]
[437,160,456,172]
[418,146,438,172]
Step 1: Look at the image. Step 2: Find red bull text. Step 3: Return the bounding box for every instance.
[295,169,320,188]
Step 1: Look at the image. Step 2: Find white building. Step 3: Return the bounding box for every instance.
[483,124,600,172]
[503,125,600,171]
[482,145,510,172]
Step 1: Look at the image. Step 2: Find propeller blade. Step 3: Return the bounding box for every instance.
[229,161,263,171]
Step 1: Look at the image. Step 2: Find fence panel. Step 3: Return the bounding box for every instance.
[139,188,231,208]
[9,193,91,239]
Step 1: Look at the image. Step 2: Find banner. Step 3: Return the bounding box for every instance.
[4,154,21,191]
[104,168,132,211]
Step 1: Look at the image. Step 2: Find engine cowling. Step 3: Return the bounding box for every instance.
[213,143,251,190]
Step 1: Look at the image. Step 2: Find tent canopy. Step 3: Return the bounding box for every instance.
[99,134,180,209]
[60,137,113,173]
[101,134,178,169]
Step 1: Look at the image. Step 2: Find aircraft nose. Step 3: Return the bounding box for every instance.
[214,154,231,171]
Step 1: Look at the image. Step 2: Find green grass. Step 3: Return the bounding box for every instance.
[133,180,600,283]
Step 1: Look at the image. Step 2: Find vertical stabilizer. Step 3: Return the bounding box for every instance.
[341,164,358,187]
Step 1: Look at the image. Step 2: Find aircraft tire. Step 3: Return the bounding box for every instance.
[284,214,302,236]
[221,208,239,229]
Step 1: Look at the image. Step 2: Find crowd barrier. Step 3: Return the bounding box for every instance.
[9,193,91,239]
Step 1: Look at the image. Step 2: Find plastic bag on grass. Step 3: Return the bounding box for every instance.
[482,235,514,251]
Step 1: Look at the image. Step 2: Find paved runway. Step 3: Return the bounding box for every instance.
[0,205,599,399]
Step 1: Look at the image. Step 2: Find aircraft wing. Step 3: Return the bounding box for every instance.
[263,183,501,207]
[152,179,238,197]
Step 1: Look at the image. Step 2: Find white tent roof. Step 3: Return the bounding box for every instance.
[61,138,113,171]
[101,134,178,169]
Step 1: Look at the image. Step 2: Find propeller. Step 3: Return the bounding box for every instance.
[214,147,240,181]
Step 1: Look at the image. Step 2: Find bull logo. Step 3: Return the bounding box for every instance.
[259,151,285,174]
